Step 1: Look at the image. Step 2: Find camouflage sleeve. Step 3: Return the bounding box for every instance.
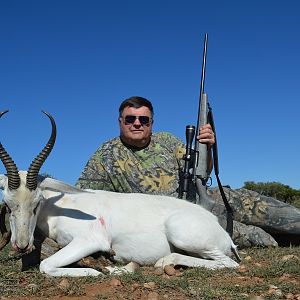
[76,149,114,191]
[165,134,185,169]
[175,143,185,168]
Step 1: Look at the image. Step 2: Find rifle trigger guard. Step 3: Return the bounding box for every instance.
[206,176,212,187]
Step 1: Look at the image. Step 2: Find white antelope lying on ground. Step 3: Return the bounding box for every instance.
[0,111,240,277]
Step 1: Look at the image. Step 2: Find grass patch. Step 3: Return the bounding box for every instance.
[0,243,299,299]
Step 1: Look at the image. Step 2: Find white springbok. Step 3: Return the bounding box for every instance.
[0,111,240,277]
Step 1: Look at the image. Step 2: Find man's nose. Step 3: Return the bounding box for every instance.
[133,118,142,126]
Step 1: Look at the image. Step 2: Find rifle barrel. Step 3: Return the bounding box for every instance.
[193,33,208,181]
[195,33,208,134]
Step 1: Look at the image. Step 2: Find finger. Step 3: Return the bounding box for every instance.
[200,124,212,131]
[198,131,215,145]
[198,129,214,139]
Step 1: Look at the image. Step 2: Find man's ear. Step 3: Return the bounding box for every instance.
[118,117,123,129]
[0,175,7,190]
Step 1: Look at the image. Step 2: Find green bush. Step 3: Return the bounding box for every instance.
[243,181,300,209]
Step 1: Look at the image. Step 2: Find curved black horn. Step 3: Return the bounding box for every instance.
[26,111,57,191]
[0,110,21,190]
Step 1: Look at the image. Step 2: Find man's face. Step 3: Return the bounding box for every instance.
[119,106,153,148]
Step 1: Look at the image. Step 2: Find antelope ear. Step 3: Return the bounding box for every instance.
[0,175,7,190]
[39,177,90,194]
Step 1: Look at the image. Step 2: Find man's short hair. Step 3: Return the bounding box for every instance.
[119,96,154,117]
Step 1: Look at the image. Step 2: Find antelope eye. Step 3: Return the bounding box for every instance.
[4,202,11,214]
[33,203,39,215]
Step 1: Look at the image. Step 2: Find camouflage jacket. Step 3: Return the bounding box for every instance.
[76,132,186,197]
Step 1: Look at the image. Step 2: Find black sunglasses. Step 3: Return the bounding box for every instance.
[123,115,151,125]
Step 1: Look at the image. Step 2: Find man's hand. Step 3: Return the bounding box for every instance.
[197,124,215,148]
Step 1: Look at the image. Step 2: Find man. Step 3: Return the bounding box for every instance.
[77,96,300,248]
[76,96,214,196]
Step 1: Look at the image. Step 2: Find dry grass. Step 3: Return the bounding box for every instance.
[0,244,299,300]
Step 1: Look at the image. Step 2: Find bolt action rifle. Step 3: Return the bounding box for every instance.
[178,33,233,237]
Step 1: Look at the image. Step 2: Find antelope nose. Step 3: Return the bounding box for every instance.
[15,243,30,253]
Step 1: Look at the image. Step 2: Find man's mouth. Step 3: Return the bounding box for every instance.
[131,130,143,133]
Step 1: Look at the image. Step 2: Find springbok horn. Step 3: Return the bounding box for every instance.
[0,204,11,251]
[26,111,57,191]
[0,110,21,190]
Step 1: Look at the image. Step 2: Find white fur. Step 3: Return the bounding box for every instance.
[0,171,239,277]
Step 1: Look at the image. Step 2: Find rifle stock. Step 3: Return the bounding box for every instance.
[193,93,208,181]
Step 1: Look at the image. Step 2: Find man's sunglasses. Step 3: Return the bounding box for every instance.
[123,115,151,125]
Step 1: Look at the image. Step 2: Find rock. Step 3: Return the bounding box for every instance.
[59,278,70,290]
[40,237,60,259]
[254,262,262,267]
[147,291,159,300]
[109,278,122,287]
[238,264,248,273]
[209,187,300,246]
[268,285,282,297]
[144,282,156,289]
[77,255,113,274]
[154,267,164,275]
[164,265,176,276]
[126,261,140,272]
[131,283,140,291]
[231,219,278,248]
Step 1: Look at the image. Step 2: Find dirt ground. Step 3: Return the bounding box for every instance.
[0,248,299,300]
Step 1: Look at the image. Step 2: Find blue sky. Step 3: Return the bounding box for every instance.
[0,0,299,190]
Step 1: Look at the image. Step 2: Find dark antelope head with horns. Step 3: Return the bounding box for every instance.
[0,111,56,252]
